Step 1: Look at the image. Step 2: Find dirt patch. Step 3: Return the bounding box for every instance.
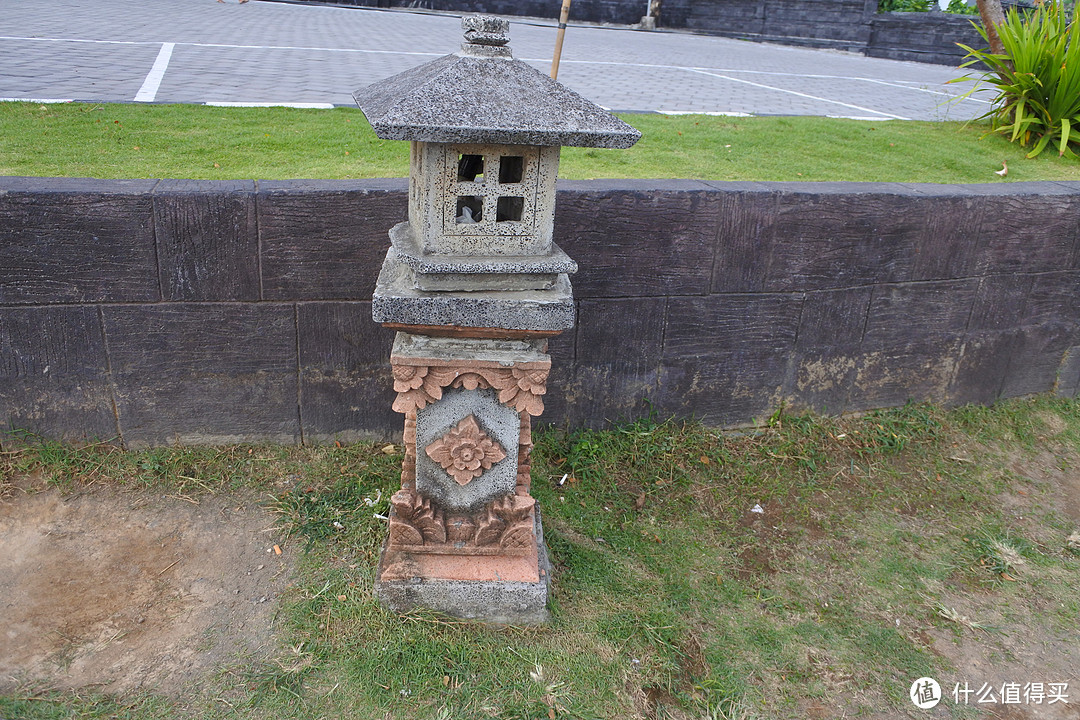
[922,433,1080,720]
[1007,448,1080,525]
[924,618,1079,720]
[0,483,294,695]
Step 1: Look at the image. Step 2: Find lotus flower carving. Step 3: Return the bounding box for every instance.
[425,415,507,486]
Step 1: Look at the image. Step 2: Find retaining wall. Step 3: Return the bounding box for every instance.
[295,0,983,64]
[867,11,982,65]
[659,0,876,50]
[2,176,1078,446]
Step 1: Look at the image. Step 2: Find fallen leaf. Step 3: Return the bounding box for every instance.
[548,708,556,719]
[443,675,450,686]
[337,594,347,601]
[381,444,396,454]
[634,493,647,510]
[700,455,710,465]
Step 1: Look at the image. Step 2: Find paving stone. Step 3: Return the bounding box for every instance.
[0,0,987,119]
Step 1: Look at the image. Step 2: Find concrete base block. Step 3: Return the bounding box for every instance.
[373,249,575,331]
[389,222,576,292]
[374,511,552,625]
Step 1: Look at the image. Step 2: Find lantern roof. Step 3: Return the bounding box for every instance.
[353,15,641,149]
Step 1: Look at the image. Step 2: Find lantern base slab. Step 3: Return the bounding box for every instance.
[373,250,575,332]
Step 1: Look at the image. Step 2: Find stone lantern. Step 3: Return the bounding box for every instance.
[354,15,639,623]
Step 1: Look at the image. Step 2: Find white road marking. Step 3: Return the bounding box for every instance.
[523,57,992,106]
[657,110,754,117]
[0,35,441,58]
[134,42,174,102]
[0,97,73,103]
[685,67,910,120]
[205,101,335,108]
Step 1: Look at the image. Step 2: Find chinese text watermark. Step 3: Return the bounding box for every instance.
[909,678,1069,709]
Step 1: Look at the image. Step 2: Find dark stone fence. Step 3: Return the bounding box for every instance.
[868,11,983,65]
[660,0,876,50]
[2,176,1078,447]
[292,0,984,65]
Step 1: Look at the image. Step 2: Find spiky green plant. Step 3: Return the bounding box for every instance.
[953,2,1080,157]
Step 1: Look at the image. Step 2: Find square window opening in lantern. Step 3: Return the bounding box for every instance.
[457,154,484,182]
[499,155,524,184]
[496,196,524,222]
[456,195,484,223]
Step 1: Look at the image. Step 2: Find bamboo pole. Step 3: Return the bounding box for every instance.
[550,0,572,80]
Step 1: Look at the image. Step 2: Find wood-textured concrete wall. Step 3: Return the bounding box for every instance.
[2,177,1078,446]
[867,12,983,65]
[298,0,977,64]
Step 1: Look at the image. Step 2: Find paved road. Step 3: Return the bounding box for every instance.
[1,0,991,120]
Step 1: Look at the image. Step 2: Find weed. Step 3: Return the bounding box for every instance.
[930,600,999,633]
[966,529,1034,579]
[271,470,392,548]
[1067,530,1080,555]
[245,645,315,699]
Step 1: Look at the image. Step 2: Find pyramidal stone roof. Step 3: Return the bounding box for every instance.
[353,15,641,149]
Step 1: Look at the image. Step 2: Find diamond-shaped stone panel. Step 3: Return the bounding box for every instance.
[415,387,519,511]
[425,414,507,486]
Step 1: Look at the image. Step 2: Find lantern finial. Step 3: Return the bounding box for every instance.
[461,15,512,58]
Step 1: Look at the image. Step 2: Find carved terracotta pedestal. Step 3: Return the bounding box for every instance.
[374,333,552,623]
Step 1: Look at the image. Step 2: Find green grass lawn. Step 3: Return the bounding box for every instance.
[2,396,1079,719]
[2,101,1079,183]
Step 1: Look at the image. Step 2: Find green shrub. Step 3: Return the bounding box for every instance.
[954,2,1080,158]
[879,0,931,11]
[878,0,979,15]
[945,0,979,15]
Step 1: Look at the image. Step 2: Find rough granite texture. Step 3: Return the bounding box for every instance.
[391,332,550,365]
[374,511,552,624]
[353,19,641,149]
[390,223,576,275]
[372,250,576,330]
[407,268,560,292]
[409,142,561,258]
